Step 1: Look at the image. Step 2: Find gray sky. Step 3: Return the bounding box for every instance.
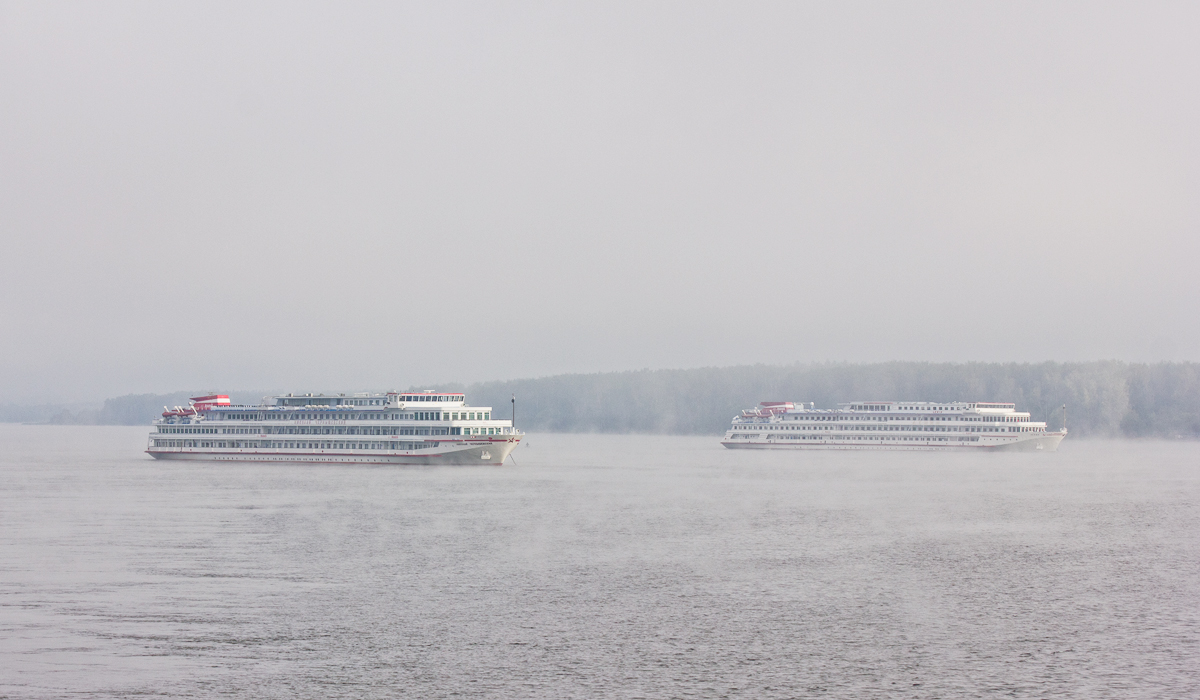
[2,2,1197,402]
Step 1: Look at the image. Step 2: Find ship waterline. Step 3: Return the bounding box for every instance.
[722,400,1066,452]
[148,391,521,465]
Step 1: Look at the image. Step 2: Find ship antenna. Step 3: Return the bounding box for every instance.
[512,394,516,429]
[1062,404,1067,432]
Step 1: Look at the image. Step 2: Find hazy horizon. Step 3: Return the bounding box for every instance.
[3,2,1198,404]
[9,358,1198,408]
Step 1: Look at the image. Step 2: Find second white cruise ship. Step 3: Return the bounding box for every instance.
[147,391,521,465]
[722,401,1066,451]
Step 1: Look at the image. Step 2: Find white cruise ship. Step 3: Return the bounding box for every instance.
[147,391,521,465]
[722,401,1066,451]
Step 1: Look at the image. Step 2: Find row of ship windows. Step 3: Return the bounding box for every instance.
[222,411,491,421]
[772,415,1026,423]
[892,406,982,412]
[153,440,434,450]
[851,405,1013,413]
[278,395,461,407]
[161,426,510,437]
[730,435,980,443]
[724,434,979,446]
[210,426,448,436]
[744,425,1044,433]
[851,405,989,411]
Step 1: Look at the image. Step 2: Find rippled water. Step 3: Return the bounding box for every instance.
[1,425,1197,698]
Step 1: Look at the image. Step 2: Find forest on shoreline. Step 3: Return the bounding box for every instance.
[8,361,1198,438]
[456,361,1198,438]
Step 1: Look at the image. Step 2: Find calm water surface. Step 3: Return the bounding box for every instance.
[1,426,1197,698]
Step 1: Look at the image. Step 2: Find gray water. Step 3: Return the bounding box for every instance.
[1,426,1197,699]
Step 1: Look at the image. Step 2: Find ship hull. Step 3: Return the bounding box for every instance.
[147,438,520,466]
[721,432,1066,452]
[987,432,1066,452]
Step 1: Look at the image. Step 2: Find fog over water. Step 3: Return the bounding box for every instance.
[2,3,1199,402]
[2,426,1198,698]
[4,10,1199,700]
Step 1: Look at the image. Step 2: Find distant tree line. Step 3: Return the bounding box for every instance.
[0,402,96,425]
[10,362,1198,438]
[12,391,269,427]
[450,361,1200,438]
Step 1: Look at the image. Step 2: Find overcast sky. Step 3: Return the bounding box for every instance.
[2,2,1197,402]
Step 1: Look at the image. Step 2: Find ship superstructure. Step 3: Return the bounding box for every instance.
[148,391,521,465]
[722,401,1066,451]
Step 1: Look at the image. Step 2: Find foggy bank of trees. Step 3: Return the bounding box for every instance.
[29,392,267,427]
[0,402,98,425]
[16,362,1199,438]
[452,362,1200,438]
